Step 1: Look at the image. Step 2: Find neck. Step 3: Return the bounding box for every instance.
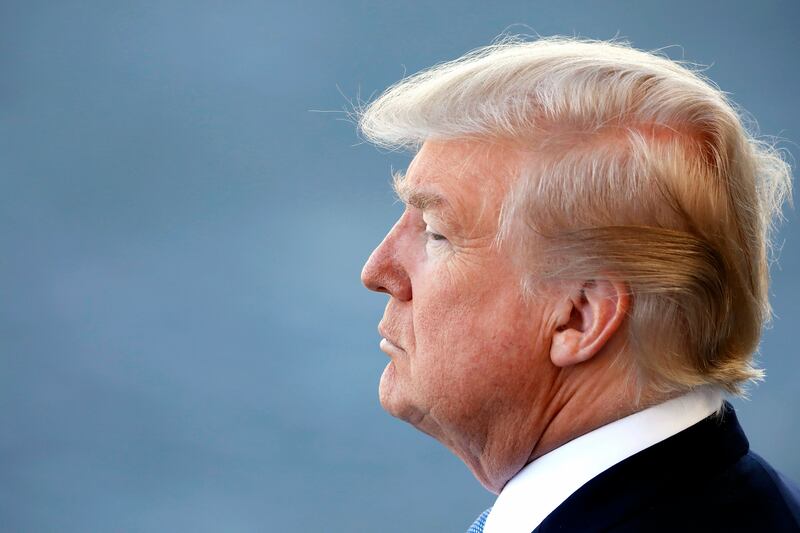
[464,353,667,494]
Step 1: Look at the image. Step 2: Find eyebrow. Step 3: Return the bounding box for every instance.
[391,171,448,211]
[391,170,468,233]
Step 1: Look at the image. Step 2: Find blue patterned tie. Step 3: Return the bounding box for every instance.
[467,507,491,533]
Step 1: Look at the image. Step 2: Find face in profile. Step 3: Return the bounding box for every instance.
[361,139,559,451]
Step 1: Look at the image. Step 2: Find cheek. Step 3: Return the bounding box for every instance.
[410,276,541,387]
[410,275,473,350]
[405,285,476,390]
[413,282,524,374]
[406,251,555,396]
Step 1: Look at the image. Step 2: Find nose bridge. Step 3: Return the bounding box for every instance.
[362,216,401,282]
[363,228,395,277]
[361,214,412,299]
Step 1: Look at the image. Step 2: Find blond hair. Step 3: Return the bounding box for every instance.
[358,37,792,395]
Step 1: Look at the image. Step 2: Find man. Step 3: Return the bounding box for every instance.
[359,37,799,532]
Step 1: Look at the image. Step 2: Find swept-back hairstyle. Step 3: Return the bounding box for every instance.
[358,37,792,395]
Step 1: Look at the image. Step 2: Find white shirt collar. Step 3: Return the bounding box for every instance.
[483,387,724,533]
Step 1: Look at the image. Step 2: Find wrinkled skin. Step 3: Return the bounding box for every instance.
[362,139,636,493]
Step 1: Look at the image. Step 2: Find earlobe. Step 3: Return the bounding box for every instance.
[551,329,586,367]
[549,279,629,368]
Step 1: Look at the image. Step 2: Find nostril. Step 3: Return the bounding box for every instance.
[361,268,387,294]
[361,242,411,299]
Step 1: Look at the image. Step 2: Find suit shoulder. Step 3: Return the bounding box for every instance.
[737,451,800,526]
[614,451,800,532]
[536,407,800,533]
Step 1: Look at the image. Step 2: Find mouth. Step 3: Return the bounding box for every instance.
[378,324,405,354]
[379,337,404,354]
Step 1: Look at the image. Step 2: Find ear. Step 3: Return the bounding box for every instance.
[550,279,630,368]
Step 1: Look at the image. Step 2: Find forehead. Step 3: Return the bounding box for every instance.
[398,139,522,229]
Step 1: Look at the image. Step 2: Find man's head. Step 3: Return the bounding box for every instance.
[359,37,791,490]
[361,137,633,488]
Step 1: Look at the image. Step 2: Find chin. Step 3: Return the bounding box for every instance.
[378,361,417,422]
[378,361,402,413]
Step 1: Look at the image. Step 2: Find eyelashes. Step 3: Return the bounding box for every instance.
[425,230,448,242]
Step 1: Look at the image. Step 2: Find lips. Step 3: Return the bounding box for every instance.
[378,324,405,352]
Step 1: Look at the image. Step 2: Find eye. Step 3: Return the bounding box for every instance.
[425,230,448,242]
[424,222,449,245]
[422,217,449,247]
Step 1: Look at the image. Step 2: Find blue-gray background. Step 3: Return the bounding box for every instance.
[2,1,798,531]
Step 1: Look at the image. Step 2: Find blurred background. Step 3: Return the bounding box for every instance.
[1,1,798,531]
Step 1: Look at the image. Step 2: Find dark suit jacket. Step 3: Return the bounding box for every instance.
[533,403,800,532]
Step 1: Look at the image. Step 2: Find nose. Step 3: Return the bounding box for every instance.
[361,221,412,301]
